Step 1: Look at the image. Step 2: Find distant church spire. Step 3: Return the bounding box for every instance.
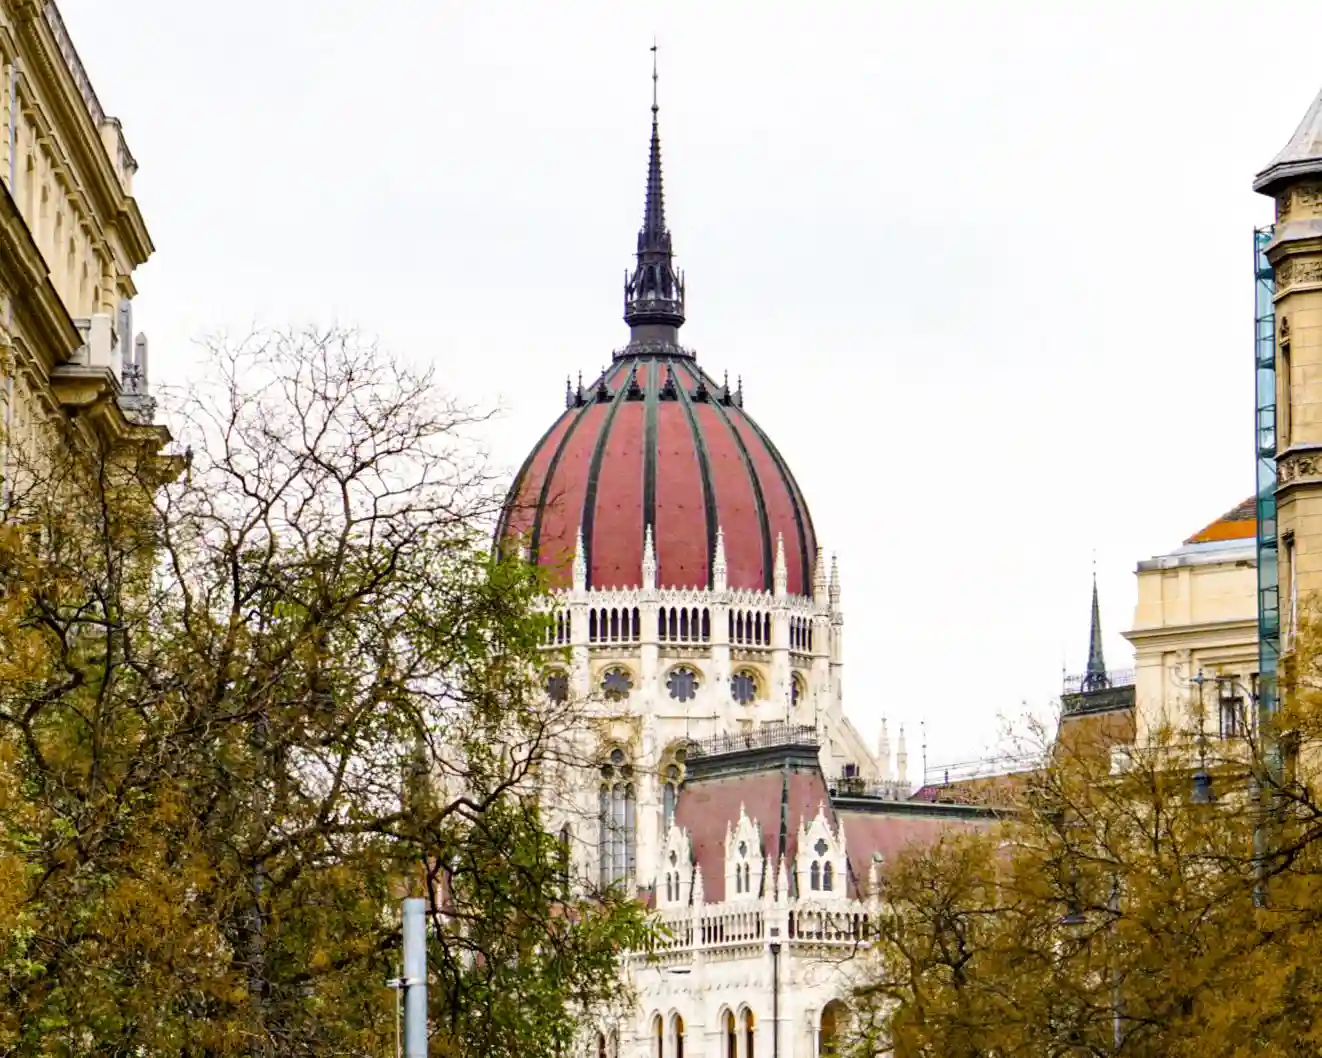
[623,42,686,343]
[1082,573,1110,692]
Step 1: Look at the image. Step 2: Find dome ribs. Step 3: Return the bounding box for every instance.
[669,358,719,589]
[588,362,649,588]
[579,362,635,589]
[495,407,573,551]
[529,363,626,586]
[642,357,660,544]
[674,360,767,592]
[734,414,816,597]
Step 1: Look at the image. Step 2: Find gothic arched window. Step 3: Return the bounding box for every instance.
[823,862,834,892]
[545,670,568,703]
[660,743,689,832]
[811,861,821,891]
[598,748,635,889]
[731,670,758,705]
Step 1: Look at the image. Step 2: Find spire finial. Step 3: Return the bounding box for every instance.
[1083,571,1109,691]
[622,43,686,343]
[651,38,659,116]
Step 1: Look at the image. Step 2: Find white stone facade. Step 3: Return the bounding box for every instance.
[543,526,916,1057]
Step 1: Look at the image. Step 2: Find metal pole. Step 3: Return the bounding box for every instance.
[403,897,428,1057]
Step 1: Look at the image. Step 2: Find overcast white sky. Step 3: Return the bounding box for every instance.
[62,1,1322,774]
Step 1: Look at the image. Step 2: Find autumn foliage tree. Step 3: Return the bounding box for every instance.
[850,622,1322,1058]
[0,330,649,1056]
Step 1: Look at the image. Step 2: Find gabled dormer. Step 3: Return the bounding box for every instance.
[724,803,765,901]
[796,803,847,897]
[656,823,694,907]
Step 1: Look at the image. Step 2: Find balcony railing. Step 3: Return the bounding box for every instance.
[686,721,818,760]
[1062,669,1135,695]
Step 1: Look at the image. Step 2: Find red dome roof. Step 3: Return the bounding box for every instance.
[499,355,817,594]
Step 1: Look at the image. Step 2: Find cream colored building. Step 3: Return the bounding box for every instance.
[1124,500,1259,745]
[0,0,162,482]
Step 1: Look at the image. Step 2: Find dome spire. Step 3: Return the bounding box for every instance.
[1082,570,1110,692]
[623,42,686,344]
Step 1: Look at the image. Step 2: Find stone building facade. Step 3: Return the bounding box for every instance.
[0,0,163,485]
[1255,84,1322,662]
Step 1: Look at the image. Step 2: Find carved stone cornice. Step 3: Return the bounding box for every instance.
[1277,445,1322,491]
[1273,255,1322,295]
[11,2,153,268]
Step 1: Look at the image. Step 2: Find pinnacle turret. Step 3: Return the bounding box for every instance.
[1082,574,1110,692]
[773,533,788,597]
[1254,81,1322,194]
[622,44,686,343]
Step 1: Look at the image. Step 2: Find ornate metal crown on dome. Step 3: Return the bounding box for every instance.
[497,58,818,597]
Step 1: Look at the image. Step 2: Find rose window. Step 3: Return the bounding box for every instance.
[601,667,634,701]
[666,666,699,702]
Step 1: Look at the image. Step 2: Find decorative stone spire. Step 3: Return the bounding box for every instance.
[1082,574,1110,693]
[829,553,840,609]
[877,718,892,782]
[622,43,686,344]
[713,525,728,592]
[642,524,657,590]
[773,533,788,597]
[813,547,828,606]
[1254,81,1322,193]
[896,724,909,786]
[572,526,586,592]
[776,854,789,904]
[693,863,705,905]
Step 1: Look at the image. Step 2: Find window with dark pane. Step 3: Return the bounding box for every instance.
[545,671,569,703]
[731,670,757,705]
[666,665,699,702]
[601,666,634,701]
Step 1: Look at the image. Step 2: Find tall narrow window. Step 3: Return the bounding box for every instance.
[673,1015,685,1058]
[743,1010,756,1058]
[1288,535,1298,646]
[654,1015,664,1058]
[725,1011,737,1058]
[1281,335,1293,448]
[598,749,635,889]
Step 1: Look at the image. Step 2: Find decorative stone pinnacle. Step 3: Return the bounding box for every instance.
[642,524,657,589]
[829,552,840,607]
[773,533,788,596]
[813,546,828,603]
[572,525,587,591]
[713,525,728,591]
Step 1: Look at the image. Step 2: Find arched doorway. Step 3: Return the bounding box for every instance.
[820,999,848,1057]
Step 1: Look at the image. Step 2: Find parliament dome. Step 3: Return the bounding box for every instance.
[497,75,817,595]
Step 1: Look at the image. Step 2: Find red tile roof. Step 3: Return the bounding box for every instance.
[672,750,998,902]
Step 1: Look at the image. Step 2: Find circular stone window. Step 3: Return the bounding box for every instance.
[666,666,699,702]
[545,671,569,703]
[731,670,758,705]
[601,667,634,701]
